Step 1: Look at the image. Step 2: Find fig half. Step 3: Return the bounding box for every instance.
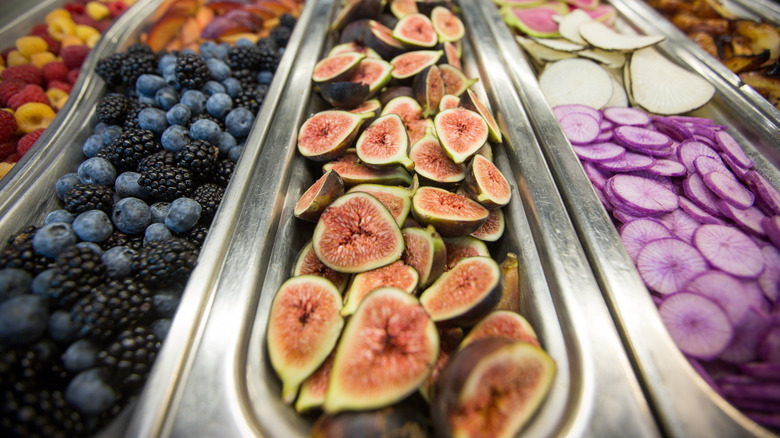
[393,13,438,48]
[381,95,434,144]
[434,108,489,164]
[411,186,489,237]
[402,225,447,288]
[414,65,445,117]
[347,58,394,97]
[438,94,460,112]
[355,113,414,169]
[294,170,345,222]
[363,20,405,59]
[324,149,414,186]
[319,82,371,109]
[443,235,489,270]
[460,310,540,349]
[312,398,429,437]
[431,338,556,438]
[313,191,405,274]
[267,275,345,404]
[298,110,373,162]
[347,179,416,226]
[420,327,463,401]
[296,350,336,413]
[459,89,502,144]
[438,64,477,97]
[293,241,351,293]
[470,207,505,242]
[465,155,512,209]
[324,287,439,413]
[431,6,464,43]
[341,260,419,316]
[409,128,466,187]
[391,50,443,81]
[312,52,366,83]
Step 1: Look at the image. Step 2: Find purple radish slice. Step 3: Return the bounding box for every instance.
[692,133,720,150]
[603,180,650,217]
[553,104,602,124]
[613,126,672,151]
[594,130,613,142]
[721,381,780,401]
[659,209,700,243]
[597,152,655,172]
[720,307,771,364]
[677,139,721,173]
[716,374,760,386]
[730,397,780,412]
[638,238,708,295]
[747,412,780,429]
[683,174,725,218]
[702,360,740,380]
[688,358,722,395]
[758,246,780,302]
[582,161,611,190]
[560,112,600,145]
[703,172,755,209]
[652,116,693,141]
[679,197,725,225]
[693,156,732,177]
[740,362,780,379]
[571,142,625,162]
[613,209,645,224]
[721,153,751,181]
[694,224,765,279]
[759,326,780,363]
[642,146,674,158]
[593,185,612,211]
[669,115,716,126]
[744,281,772,313]
[761,216,780,248]
[716,131,754,169]
[646,159,687,177]
[744,171,780,215]
[599,119,614,132]
[686,270,749,324]
[716,201,767,237]
[603,107,651,126]
[628,171,674,192]
[620,218,672,262]
[659,292,734,360]
[610,174,679,216]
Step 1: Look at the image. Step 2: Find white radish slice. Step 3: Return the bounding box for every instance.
[582,161,610,190]
[604,76,628,108]
[659,292,733,360]
[761,216,780,248]
[579,48,627,69]
[744,171,780,215]
[758,245,780,302]
[610,174,679,216]
[659,208,700,243]
[677,140,721,173]
[719,307,770,364]
[532,37,585,52]
[721,153,751,181]
[683,174,724,218]
[620,218,672,262]
[638,238,708,295]
[571,142,626,162]
[579,20,665,52]
[613,126,672,151]
[539,58,613,109]
[603,107,650,126]
[558,9,591,45]
[630,48,715,115]
[693,156,732,177]
[686,270,749,324]
[693,224,765,279]
[553,104,602,124]
[560,113,600,144]
[703,172,755,209]
[716,131,754,169]
[679,197,725,225]
[646,159,686,177]
[716,201,767,237]
[515,36,577,64]
[598,152,655,172]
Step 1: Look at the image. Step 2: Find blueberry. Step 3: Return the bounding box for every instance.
[163,69,179,89]
[144,223,172,245]
[72,210,113,243]
[161,125,191,153]
[101,125,122,146]
[138,95,157,106]
[206,93,232,118]
[190,119,221,144]
[153,293,180,318]
[206,58,231,82]
[165,197,201,233]
[180,48,197,56]
[216,131,237,155]
[75,242,103,255]
[55,173,80,201]
[0,295,48,346]
[48,310,79,343]
[62,339,99,372]
[31,269,56,297]
[66,368,117,415]
[279,47,285,56]
[136,74,166,97]
[222,77,242,98]
[151,318,172,341]
[0,268,32,302]
[101,246,136,278]
[149,202,171,223]
[45,209,74,225]
[225,107,254,138]
[236,37,255,48]
[93,122,109,135]
[82,134,104,158]
[155,86,180,111]
[78,157,116,186]
[32,223,77,258]
[138,107,169,134]
[257,70,274,85]
[111,197,151,235]
[202,80,227,97]
[228,145,244,163]
[115,171,146,198]
[166,104,191,127]
[158,53,177,72]
[199,41,221,60]
[181,90,206,116]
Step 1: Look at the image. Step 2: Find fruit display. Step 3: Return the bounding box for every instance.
[0,0,135,180]
[0,3,300,435]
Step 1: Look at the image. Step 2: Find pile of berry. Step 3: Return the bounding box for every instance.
[0,0,132,179]
[0,13,295,437]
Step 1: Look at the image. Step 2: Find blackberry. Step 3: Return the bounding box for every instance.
[102,232,144,252]
[174,53,209,90]
[47,246,107,309]
[184,224,209,248]
[98,127,161,172]
[138,165,194,202]
[226,45,260,71]
[214,158,234,187]
[255,37,278,53]
[193,183,224,222]
[231,68,257,90]
[98,326,160,390]
[120,51,156,88]
[132,238,199,286]
[0,228,51,275]
[96,94,129,126]
[188,112,224,131]
[123,102,153,130]
[175,140,218,176]
[137,150,176,174]
[71,279,153,343]
[0,340,68,389]
[63,183,115,215]
[234,89,263,114]
[270,26,292,48]
[1,380,87,438]
[126,43,154,56]
[279,13,297,29]
[95,53,125,87]
[257,43,280,73]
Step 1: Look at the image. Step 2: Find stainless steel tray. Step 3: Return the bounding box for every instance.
[159,0,659,436]
[474,0,780,436]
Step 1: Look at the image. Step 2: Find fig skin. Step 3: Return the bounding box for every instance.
[401,225,447,288]
[319,82,371,109]
[380,86,416,107]
[339,19,370,44]
[420,327,463,401]
[458,89,502,144]
[411,187,489,238]
[469,207,505,242]
[460,310,540,349]
[393,13,438,49]
[323,149,414,187]
[355,113,414,170]
[313,52,366,83]
[312,398,430,438]
[363,20,405,59]
[332,0,383,31]
[414,65,445,117]
[347,181,415,226]
[409,128,466,189]
[294,170,346,222]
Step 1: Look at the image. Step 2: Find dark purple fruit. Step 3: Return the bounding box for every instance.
[411,186,489,237]
[319,82,371,109]
[416,0,452,17]
[465,154,512,209]
[341,260,419,315]
[338,19,370,45]
[355,113,413,169]
[331,0,383,31]
[347,58,393,97]
[414,65,444,117]
[312,52,365,83]
[379,86,415,107]
[421,327,463,401]
[402,225,447,288]
[363,20,405,59]
[311,398,429,437]
[294,170,345,222]
[297,110,372,162]
[434,107,489,164]
[393,13,438,48]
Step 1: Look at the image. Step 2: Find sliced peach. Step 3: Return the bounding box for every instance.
[147,14,188,52]
[206,1,244,14]
[254,0,290,15]
[194,6,214,29]
[181,18,201,45]
[244,5,276,21]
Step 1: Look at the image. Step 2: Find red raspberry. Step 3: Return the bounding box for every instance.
[64,3,86,14]
[39,34,60,56]
[109,1,128,18]
[48,80,72,93]
[61,45,90,69]
[67,69,81,85]
[17,129,45,156]
[1,48,13,62]
[42,62,69,83]
[30,24,49,36]
[0,111,17,143]
[1,65,44,86]
[71,14,99,28]
[0,137,17,161]
[96,20,113,34]
[0,79,26,106]
[7,85,50,111]
[4,152,20,163]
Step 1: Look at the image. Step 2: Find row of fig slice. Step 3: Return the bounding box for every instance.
[267,0,556,436]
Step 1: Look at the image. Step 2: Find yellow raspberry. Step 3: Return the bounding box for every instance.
[48,17,77,42]
[75,25,100,43]
[6,51,29,67]
[0,162,15,178]
[45,9,71,25]
[2,108,14,116]
[86,2,110,20]
[46,88,69,110]
[30,52,57,69]
[16,36,49,57]
[60,36,84,48]
[86,33,102,49]
[0,56,4,67]
[14,103,56,134]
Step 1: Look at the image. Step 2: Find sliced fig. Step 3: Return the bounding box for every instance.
[431,6,464,43]
[414,65,445,117]
[355,113,414,169]
[459,89,502,144]
[298,110,372,162]
[431,338,556,438]
[348,98,381,116]
[328,42,382,59]
[391,50,443,81]
[402,225,447,288]
[393,13,438,48]
[444,236,489,270]
[409,128,466,187]
[379,13,400,30]
[416,0,453,16]
[294,170,346,222]
[338,20,370,45]
[438,64,477,97]
[267,275,345,403]
[434,108,489,164]
[341,260,419,316]
[312,398,429,437]
[313,52,366,83]
[495,252,520,313]
[443,41,462,70]
[461,310,540,348]
[465,155,512,209]
[296,350,336,413]
[421,327,463,401]
[412,186,489,237]
[313,191,405,274]
[324,150,414,186]
[390,0,418,18]
[364,20,405,59]
[470,207,505,241]
[324,287,439,413]
[419,256,502,326]
[332,0,383,31]
[438,94,460,112]
[319,82,371,109]
[379,86,416,107]
[293,241,351,293]
[347,58,394,97]
[381,96,433,144]
[347,180,415,226]
[476,142,493,162]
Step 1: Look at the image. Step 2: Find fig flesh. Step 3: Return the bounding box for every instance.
[347,58,394,97]
[319,82,370,109]
[328,42,382,60]
[444,236,489,271]
[293,241,350,293]
[348,98,381,116]
[431,338,555,438]
[347,180,416,226]
[393,13,438,48]
[421,327,463,401]
[312,52,366,83]
[434,108,489,164]
[312,398,430,438]
[324,149,414,186]
[412,186,489,237]
[465,155,512,209]
[294,170,346,222]
[355,113,414,169]
[495,252,520,313]
[438,94,460,112]
[409,128,466,187]
[313,191,405,274]
[459,89,502,144]
[324,287,439,413]
[391,50,444,81]
[470,207,505,241]
[402,225,447,288]
[364,20,405,59]
[267,275,345,404]
[438,63,477,97]
[381,96,434,144]
[443,41,462,70]
[419,256,502,326]
[414,65,445,117]
[296,351,336,413]
[298,110,373,162]
[390,0,419,18]
[341,260,419,316]
[460,310,540,349]
[431,6,465,43]
[380,86,416,107]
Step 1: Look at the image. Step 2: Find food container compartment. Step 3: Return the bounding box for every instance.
[160,0,659,436]
[474,0,780,436]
